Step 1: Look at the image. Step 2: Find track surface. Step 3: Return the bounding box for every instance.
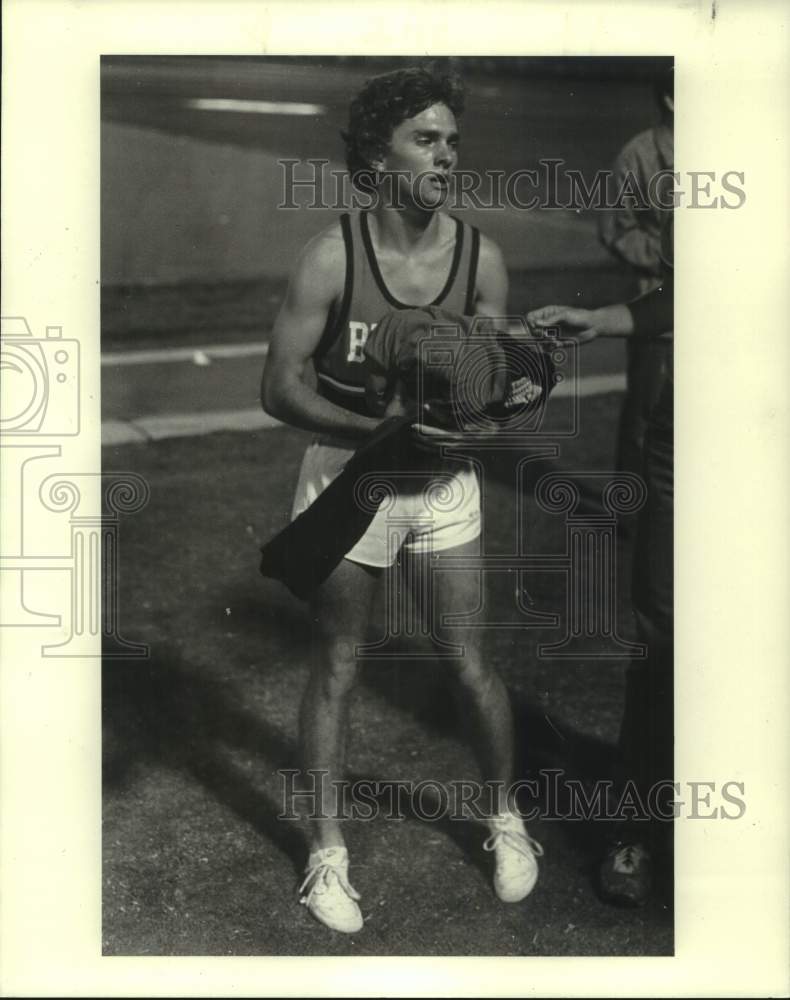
[101,58,672,956]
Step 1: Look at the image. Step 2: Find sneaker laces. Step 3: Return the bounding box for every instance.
[609,842,648,874]
[298,850,361,910]
[483,818,544,860]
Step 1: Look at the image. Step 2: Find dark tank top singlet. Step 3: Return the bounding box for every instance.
[313,210,480,416]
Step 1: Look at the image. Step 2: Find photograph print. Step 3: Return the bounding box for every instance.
[101,54,688,957]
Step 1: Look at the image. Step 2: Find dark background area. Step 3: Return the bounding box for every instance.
[101,55,670,344]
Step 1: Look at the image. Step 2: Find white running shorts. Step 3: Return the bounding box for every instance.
[291,438,481,568]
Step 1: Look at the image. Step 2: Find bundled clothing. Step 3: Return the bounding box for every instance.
[363,306,554,430]
[259,306,556,599]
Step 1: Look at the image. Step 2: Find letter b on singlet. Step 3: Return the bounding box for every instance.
[347,321,377,363]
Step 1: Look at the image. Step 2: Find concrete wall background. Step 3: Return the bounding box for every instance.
[101,123,336,285]
[101,121,609,287]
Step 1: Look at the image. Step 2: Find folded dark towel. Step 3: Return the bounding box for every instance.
[259,416,417,599]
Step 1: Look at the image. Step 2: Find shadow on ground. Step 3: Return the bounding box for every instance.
[102,416,672,956]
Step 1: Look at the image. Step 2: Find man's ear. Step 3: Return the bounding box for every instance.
[367,141,389,174]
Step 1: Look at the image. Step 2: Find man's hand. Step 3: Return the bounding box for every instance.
[526,305,599,343]
[527,303,636,339]
[410,410,502,452]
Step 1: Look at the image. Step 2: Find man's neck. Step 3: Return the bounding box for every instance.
[369,205,443,255]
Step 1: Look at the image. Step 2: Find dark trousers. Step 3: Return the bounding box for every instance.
[617,339,672,477]
[619,422,674,820]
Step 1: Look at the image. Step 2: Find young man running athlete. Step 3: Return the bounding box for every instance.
[262,65,543,934]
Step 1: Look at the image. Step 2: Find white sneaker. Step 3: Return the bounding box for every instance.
[298,846,363,933]
[483,813,544,903]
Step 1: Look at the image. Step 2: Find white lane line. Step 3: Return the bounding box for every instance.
[103,421,150,446]
[102,376,625,447]
[103,408,282,446]
[102,343,269,366]
[102,344,623,382]
[186,98,326,115]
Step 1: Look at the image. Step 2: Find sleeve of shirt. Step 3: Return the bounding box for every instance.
[598,139,664,277]
[627,274,673,337]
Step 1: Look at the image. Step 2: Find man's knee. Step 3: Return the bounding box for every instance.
[320,637,361,694]
[446,648,496,691]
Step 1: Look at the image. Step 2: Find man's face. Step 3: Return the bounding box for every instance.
[375,102,459,210]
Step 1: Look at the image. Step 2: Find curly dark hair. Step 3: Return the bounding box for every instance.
[341,64,465,188]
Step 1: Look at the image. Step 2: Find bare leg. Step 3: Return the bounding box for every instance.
[402,536,542,903]
[300,557,381,852]
[406,537,514,817]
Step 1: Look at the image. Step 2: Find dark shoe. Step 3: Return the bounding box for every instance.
[598,840,652,907]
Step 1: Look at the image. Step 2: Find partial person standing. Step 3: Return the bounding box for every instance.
[598,65,673,481]
[528,211,674,907]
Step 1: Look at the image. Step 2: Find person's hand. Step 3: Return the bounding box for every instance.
[410,422,473,452]
[526,305,599,344]
[410,411,502,453]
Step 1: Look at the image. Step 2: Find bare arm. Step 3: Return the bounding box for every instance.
[261,227,382,442]
[472,234,509,317]
[474,229,640,339]
[527,284,673,341]
[527,303,633,339]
